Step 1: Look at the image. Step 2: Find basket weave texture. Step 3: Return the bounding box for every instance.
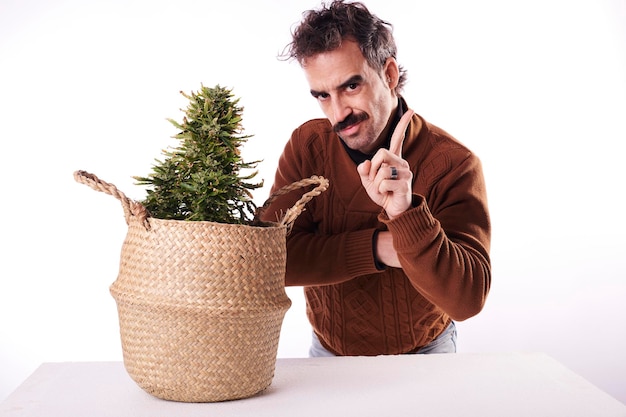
[74,170,328,402]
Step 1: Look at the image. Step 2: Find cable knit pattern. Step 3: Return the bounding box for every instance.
[262,100,491,355]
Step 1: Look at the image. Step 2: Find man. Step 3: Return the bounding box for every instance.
[262,0,491,356]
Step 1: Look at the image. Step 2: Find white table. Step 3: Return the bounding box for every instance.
[1,353,624,416]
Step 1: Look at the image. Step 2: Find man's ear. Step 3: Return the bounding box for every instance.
[383,57,400,92]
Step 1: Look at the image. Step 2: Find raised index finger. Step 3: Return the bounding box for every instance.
[389,109,414,157]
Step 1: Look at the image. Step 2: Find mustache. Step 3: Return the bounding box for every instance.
[333,112,369,133]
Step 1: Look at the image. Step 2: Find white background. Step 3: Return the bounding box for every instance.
[1,0,625,404]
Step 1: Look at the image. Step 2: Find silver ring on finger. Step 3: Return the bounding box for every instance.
[389,166,398,180]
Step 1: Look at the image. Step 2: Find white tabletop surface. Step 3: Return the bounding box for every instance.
[1,352,624,417]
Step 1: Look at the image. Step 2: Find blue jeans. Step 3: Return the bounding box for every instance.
[309,321,457,357]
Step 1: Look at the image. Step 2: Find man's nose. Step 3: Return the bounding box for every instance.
[330,97,351,124]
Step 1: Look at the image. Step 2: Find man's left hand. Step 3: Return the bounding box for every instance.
[357,109,414,219]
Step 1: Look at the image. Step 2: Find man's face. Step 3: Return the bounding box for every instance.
[302,40,397,154]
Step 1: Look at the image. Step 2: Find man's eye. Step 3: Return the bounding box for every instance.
[347,83,358,91]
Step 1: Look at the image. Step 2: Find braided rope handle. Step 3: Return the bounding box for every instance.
[254,175,329,231]
[73,170,151,229]
[74,170,328,232]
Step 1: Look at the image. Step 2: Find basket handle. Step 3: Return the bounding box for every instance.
[74,170,329,232]
[73,170,151,230]
[254,176,329,232]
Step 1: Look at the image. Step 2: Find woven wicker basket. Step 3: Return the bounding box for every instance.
[74,170,328,402]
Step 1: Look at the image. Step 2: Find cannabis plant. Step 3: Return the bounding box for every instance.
[134,85,263,224]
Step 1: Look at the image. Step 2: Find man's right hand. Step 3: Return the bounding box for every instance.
[375,230,401,268]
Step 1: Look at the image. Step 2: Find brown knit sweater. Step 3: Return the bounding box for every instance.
[261,107,491,356]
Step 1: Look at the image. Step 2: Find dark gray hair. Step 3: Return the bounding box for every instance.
[281,0,407,94]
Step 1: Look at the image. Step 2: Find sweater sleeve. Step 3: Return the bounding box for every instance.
[260,122,383,286]
[380,151,491,321]
[281,227,382,286]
